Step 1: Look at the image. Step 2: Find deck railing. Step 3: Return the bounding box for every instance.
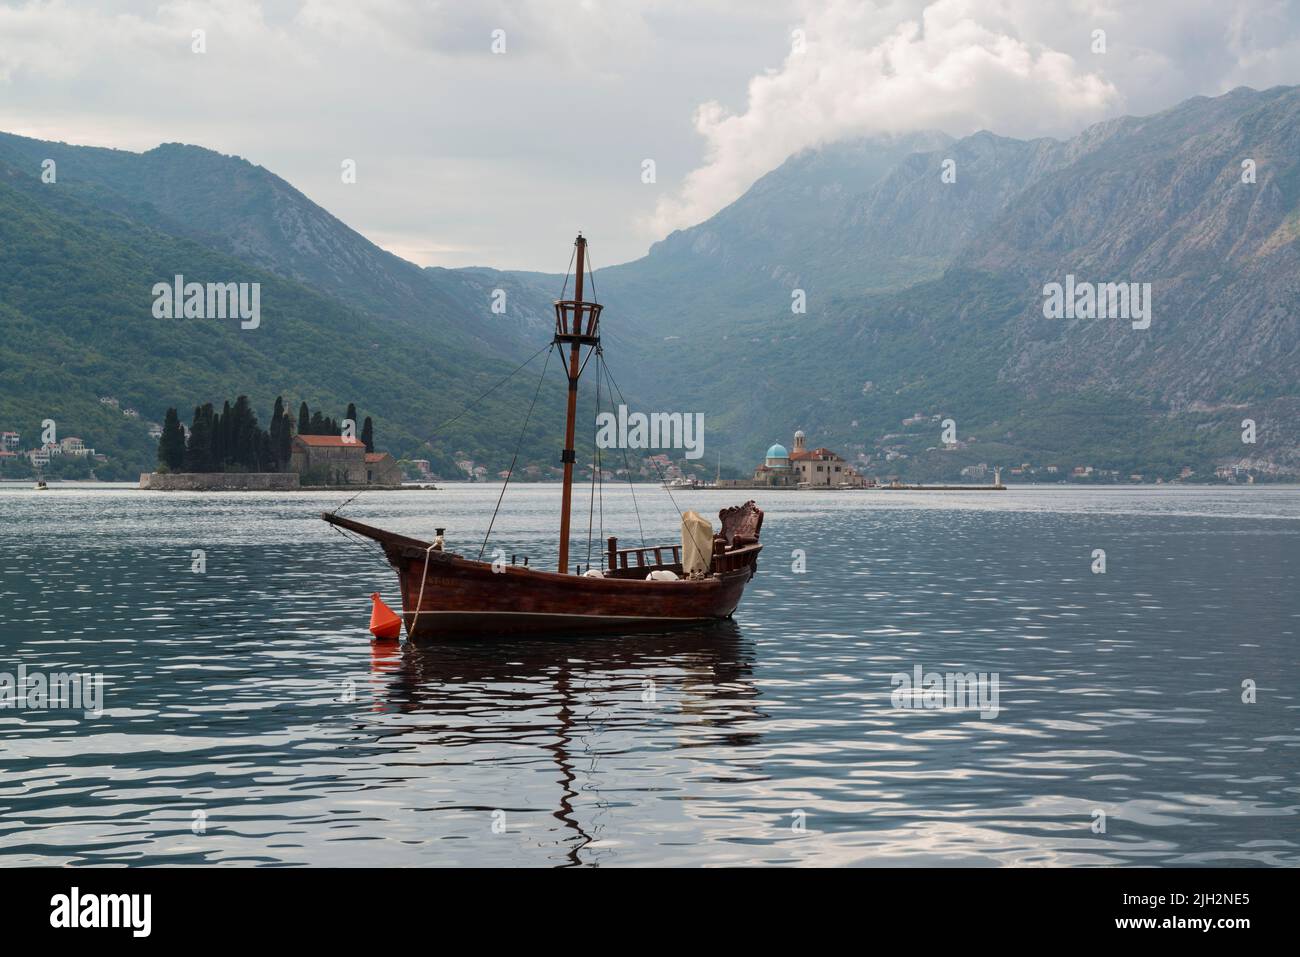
[605,536,760,576]
[607,537,682,571]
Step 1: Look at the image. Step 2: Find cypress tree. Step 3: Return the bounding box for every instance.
[183,406,200,471]
[205,405,218,470]
[298,401,310,436]
[211,409,224,470]
[269,397,285,470]
[232,395,257,470]
[309,410,325,435]
[361,416,374,453]
[345,403,357,431]
[229,399,242,466]
[257,431,273,472]
[278,411,293,470]
[213,400,232,469]
[185,404,215,472]
[224,403,237,468]
[158,407,186,470]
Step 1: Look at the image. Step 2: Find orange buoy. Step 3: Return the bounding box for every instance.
[368,592,402,640]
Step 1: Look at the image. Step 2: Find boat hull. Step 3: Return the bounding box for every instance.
[321,513,760,639]
[389,547,756,638]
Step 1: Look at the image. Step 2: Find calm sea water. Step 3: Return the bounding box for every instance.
[0,482,1297,867]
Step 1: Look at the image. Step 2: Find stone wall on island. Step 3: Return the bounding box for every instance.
[139,472,300,491]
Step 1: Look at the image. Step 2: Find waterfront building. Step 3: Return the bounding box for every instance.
[290,434,367,485]
[364,452,402,486]
[727,430,867,489]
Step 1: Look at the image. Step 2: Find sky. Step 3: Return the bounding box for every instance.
[2,0,1299,271]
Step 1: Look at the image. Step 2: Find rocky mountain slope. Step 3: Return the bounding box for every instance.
[576,86,1300,480]
[0,144,570,478]
[0,133,556,359]
[1,86,1295,481]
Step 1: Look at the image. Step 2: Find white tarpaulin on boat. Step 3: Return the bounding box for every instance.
[681,511,713,578]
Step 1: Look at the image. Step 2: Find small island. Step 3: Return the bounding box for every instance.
[140,396,422,491]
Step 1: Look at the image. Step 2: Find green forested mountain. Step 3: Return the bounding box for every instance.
[0,150,571,479]
[566,86,1300,481]
[0,133,555,359]
[1,86,1297,483]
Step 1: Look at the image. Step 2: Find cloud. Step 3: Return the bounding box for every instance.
[3,1,1299,268]
[646,0,1121,237]
[0,0,689,268]
[293,0,657,64]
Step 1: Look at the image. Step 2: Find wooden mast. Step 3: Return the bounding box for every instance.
[554,234,601,574]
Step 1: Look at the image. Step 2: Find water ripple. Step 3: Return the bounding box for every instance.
[0,483,1296,866]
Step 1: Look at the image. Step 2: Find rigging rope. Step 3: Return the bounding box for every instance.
[600,357,683,522]
[619,435,647,549]
[478,344,555,560]
[584,351,604,570]
[598,350,647,548]
[327,340,554,519]
[328,520,387,560]
[329,240,670,584]
[558,244,577,301]
[423,340,555,443]
[584,244,598,305]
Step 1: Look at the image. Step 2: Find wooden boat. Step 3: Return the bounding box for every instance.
[323,234,763,639]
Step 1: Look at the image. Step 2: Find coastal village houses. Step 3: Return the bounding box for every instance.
[24,436,96,467]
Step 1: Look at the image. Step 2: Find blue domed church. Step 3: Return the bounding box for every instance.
[745,430,866,488]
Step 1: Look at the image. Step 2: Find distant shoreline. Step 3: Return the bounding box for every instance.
[4,479,1295,492]
[136,471,436,492]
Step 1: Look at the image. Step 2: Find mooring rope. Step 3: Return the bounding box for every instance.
[407,541,440,638]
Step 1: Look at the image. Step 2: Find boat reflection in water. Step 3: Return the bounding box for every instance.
[365,621,761,866]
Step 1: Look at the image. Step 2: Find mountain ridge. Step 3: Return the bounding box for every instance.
[1,85,1296,482]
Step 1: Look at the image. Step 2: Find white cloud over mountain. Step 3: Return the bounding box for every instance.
[647,0,1119,236]
[1,0,1298,268]
[648,0,1300,237]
